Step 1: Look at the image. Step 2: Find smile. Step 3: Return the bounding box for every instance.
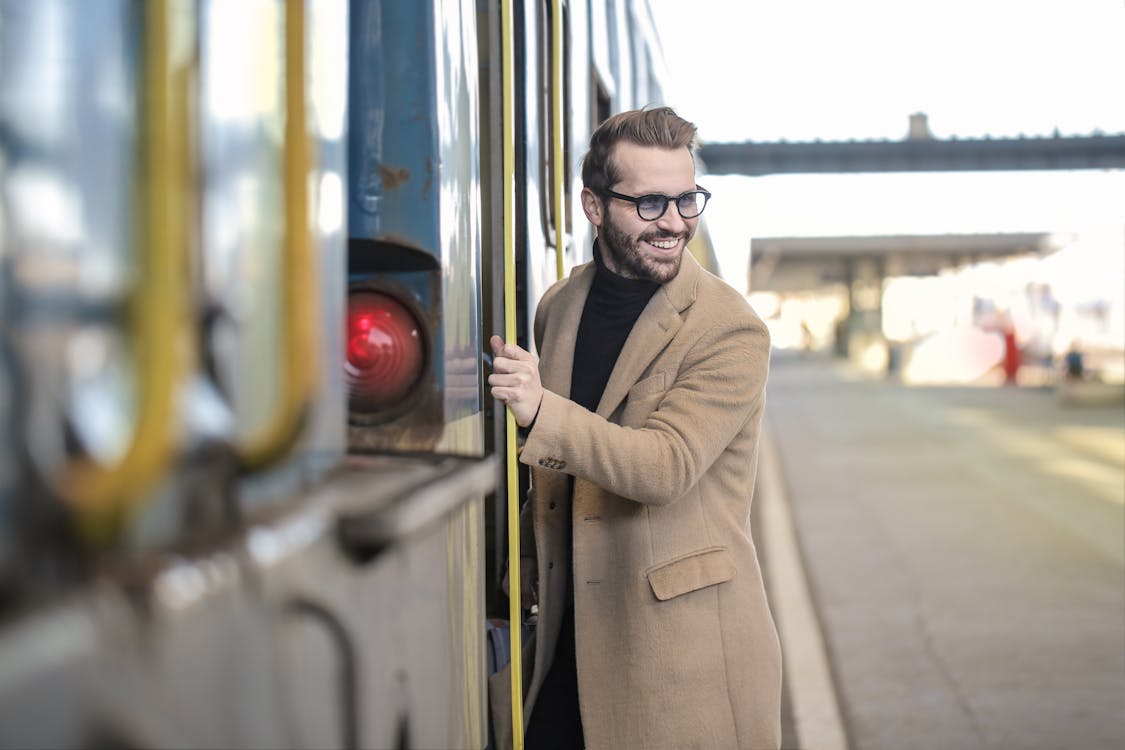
[647,238,679,249]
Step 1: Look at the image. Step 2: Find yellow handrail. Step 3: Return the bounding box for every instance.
[236,0,318,472]
[501,0,525,746]
[58,0,186,539]
[552,0,565,282]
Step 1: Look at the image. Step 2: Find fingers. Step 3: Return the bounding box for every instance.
[487,337,544,427]
[490,336,535,362]
[487,338,536,383]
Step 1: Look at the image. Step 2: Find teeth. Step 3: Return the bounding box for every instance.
[649,239,677,249]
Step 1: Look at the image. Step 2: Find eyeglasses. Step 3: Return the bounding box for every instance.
[601,187,711,221]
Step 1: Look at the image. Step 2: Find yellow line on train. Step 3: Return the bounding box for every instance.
[501,0,525,746]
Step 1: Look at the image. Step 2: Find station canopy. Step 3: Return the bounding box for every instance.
[749,232,1056,293]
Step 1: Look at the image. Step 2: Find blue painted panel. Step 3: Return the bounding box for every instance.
[348,0,440,258]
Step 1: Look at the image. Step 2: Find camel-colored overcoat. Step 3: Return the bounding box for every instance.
[490,251,781,750]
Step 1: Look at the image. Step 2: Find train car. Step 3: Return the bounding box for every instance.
[0,0,675,747]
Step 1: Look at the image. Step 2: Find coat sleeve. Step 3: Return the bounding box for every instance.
[515,279,563,553]
[519,313,769,506]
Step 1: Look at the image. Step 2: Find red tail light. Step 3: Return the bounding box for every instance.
[346,291,426,413]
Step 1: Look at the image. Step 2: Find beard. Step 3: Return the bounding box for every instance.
[599,212,692,283]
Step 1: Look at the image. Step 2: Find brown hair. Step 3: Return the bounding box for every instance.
[581,107,698,194]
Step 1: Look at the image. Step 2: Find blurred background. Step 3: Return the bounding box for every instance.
[0,1,1119,747]
[651,2,1125,748]
[653,0,1123,385]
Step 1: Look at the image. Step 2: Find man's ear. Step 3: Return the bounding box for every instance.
[580,187,603,227]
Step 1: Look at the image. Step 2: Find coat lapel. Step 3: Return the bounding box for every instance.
[537,262,595,398]
[595,252,702,419]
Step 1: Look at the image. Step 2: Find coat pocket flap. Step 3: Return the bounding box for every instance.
[645,546,736,601]
[627,371,666,399]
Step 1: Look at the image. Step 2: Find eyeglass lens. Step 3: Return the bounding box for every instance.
[637,191,707,220]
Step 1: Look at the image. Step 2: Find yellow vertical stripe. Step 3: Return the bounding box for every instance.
[62,0,184,539]
[500,0,525,746]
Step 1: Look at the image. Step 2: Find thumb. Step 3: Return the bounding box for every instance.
[490,335,504,356]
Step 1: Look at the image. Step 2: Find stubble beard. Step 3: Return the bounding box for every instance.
[600,215,689,284]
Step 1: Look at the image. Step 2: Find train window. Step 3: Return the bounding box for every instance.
[537,0,550,244]
[606,0,619,82]
[541,0,572,256]
[594,80,611,131]
[589,0,615,98]
[646,53,662,107]
[562,16,573,237]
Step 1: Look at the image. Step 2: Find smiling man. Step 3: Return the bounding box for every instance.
[489,107,781,750]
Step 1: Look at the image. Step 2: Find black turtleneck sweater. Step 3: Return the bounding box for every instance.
[570,241,661,412]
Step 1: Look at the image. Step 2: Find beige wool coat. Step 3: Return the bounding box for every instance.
[490,251,782,750]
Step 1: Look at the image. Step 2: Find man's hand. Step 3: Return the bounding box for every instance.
[488,335,544,428]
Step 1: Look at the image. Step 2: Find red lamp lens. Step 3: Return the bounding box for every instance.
[346,291,426,412]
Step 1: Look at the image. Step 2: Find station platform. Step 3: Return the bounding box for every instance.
[755,352,1125,750]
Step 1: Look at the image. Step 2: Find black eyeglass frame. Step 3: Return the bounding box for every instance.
[600,186,712,221]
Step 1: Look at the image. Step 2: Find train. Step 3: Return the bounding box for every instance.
[0,0,716,747]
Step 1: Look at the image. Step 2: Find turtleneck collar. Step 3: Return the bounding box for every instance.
[592,239,661,299]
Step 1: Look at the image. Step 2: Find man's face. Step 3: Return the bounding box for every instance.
[582,142,699,283]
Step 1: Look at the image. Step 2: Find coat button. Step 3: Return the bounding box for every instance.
[549,501,556,510]
[548,562,554,570]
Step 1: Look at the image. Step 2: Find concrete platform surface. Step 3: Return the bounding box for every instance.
[761,352,1125,750]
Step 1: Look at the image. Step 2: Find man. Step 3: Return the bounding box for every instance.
[489,107,781,750]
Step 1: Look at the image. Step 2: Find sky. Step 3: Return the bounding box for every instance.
[650,0,1125,143]
[648,0,1125,289]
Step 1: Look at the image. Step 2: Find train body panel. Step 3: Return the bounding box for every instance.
[346,0,484,456]
[0,0,671,746]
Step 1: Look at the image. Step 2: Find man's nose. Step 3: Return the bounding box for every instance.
[655,206,687,234]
